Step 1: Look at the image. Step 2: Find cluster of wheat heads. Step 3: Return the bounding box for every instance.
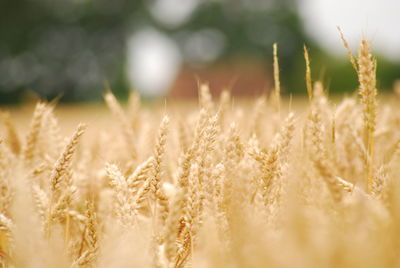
[1,38,400,268]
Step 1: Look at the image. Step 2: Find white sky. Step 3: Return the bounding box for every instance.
[126,28,181,97]
[150,0,199,28]
[299,0,400,59]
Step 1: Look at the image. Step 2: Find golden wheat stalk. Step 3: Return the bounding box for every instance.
[304,45,313,100]
[104,91,137,160]
[357,39,377,193]
[1,111,21,155]
[23,102,47,164]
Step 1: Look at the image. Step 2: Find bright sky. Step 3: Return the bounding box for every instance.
[126,28,181,97]
[299,0,400,59]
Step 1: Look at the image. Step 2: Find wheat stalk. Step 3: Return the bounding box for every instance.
[357,39,377,193]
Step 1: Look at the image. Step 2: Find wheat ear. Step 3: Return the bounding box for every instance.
[23,102,47,165]
[1,111,21,155]
[357,39,377,193]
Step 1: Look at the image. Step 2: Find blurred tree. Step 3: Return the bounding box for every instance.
[0,0,398,103]
[0,0,146,102]
[177,0,323,94]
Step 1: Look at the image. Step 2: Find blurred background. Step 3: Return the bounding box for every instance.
[0,0,399,103]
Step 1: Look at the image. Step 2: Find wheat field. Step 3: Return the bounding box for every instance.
[1,37,400,268]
